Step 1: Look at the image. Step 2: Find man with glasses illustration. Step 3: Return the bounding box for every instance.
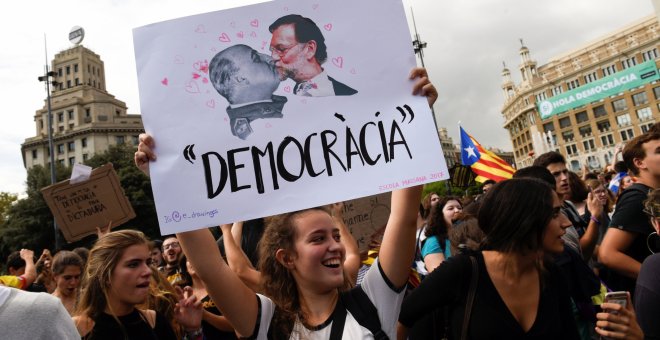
[269,14,357,97]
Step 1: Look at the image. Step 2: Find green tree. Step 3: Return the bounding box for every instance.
[0,192,18,225]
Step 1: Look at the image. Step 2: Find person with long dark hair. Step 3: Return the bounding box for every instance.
[398,178,580,340]
[421,196,462,272]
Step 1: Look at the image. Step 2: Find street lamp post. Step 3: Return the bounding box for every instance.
[38,67,61,250]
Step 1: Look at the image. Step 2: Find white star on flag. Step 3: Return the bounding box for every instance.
[464,145,477,159]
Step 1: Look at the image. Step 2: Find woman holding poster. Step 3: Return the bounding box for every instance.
[135,68,437,339]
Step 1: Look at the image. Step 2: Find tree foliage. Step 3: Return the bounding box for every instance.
[0,144,159,261]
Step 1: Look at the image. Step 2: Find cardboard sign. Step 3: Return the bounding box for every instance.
[133,0,448,234]
[41,164,136,242]
[341,192,391,253]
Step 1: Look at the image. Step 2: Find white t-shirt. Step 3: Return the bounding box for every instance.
[251,258,405,339]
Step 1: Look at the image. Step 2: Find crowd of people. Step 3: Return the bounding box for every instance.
[1,65,659,339]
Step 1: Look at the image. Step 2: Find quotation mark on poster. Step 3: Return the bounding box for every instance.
[396,105,415,123]
[183,144,196,164]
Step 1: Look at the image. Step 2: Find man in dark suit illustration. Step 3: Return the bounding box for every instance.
[209,44,287,140]
[269,14,357,97]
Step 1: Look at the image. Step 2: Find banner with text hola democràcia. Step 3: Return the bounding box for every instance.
[538,59,659,119]
[133,0,448,234]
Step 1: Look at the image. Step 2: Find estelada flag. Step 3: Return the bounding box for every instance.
[459,127,515,183]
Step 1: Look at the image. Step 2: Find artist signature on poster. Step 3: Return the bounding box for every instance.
[163,208,220,223]
[378,171,445,191]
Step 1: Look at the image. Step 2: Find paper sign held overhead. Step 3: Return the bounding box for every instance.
[41,163,136,242]
[133,0,448,234]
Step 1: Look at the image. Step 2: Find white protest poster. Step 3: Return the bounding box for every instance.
[133,0,448,234]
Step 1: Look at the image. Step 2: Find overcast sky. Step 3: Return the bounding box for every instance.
[0,0,655,195]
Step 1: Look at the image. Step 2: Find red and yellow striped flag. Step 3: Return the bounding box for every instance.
[460,127,515,183]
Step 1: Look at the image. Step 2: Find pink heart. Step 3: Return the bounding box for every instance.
[324,23,332,31]
[250,19,259,27]
[284,85,292,93]
[206,99,215,108]
[218,33,231,43]
[250,31,257,38]
[174,55,184,64]
[350,68,356,75]
[161,78,168,86]
[202,78,209,84]
[312,4,319,9]
[236,31,244,39]
[332,56,344,68]
[192,73,201,79]
[185,81,200,93]
[194,25,206,33]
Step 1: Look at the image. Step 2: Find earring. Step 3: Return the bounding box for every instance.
[647,232,660,254]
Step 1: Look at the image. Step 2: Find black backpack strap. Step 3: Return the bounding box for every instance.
[339,287,389,340]
[329,296,348,340]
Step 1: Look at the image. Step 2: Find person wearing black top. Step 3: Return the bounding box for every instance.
[601,131,660,295]
[398,179,580,340]
[72,230,204,340]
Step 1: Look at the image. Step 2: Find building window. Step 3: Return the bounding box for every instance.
[132,135,140,145]
[66,80,71,88]
[593,105,607,118]
[637,107,653,121]
[620,128,635,141]
[58,126,64,132]
[39,119,44,129]
[654,87,660,100]
[632,92,648,106]
[597,120,611,132]
[83,154,88,161]
[559,117,572,129]
[543,122,555,132]
[85,108,91,118]
[66,66,71,75]
[643,48,658,62]
[535,92,547,102]
[58,160,65,166]
[67,110,74,120]
[575,111,589,123]
[583,72,598,84]
[69,157,76,166]
[621,57,637,70]
[566,79,580,90]
[75,78,80,86]
[88,65,90,73]
[601,134,614,146]
[583,139,596,152]
[562,131,574,142]
[67,141,75,151]
[58,68,62,77]
[57,144,64,154]
[642,123,655,133]
[58,112,64,122]
[579,125,592,137]
[74,64,78,73]
[116,136,125,144]
[602,64,617,76]
[612,98,627,112]
[552,86,563,96]
[81,137,87,148]
[566,144,578,156]
[32,150,37,159]
[616,113,632,127]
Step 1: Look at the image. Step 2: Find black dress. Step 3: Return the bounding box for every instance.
[83,309,176,340]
